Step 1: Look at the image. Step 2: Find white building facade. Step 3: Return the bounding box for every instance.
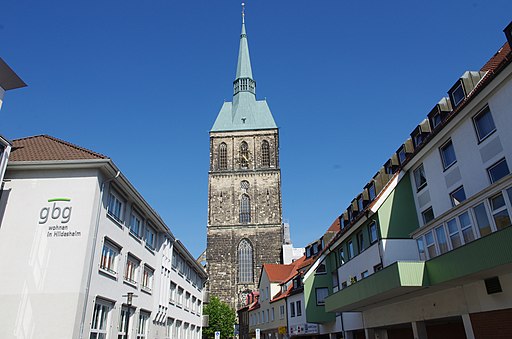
[0,135,207,339]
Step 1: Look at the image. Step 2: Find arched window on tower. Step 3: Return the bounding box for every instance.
[240,194,251,224]
[240,141,249,169]
[261,140,270,167]
[238,239,253,283]
[218,143,227,170]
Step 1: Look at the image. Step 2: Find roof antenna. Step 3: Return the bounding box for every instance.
[242,2,245,24]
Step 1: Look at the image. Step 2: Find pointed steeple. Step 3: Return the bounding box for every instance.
[211,3,277,132]
[233,2,256,96]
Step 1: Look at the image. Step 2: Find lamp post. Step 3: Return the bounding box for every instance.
[122,292,137,338]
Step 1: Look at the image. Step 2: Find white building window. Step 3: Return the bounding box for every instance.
[450,186,467,207]
[413,164,427,191]
[170,282,177,304]
[316,288,328,305]
[100,239,120,275]
[440,139,457,170]
[142,265,154,292]
[473,106,496,142]
[108,190,124,222]
[130,211,143,238]
[280,305,285,319]
[177,287,184,307]
[124,255,140,285]
[490,192,512,230]
[90,299,112,339]
[296,300,302,316]
[136,311,149,339]
[118,306,130,339]
[488,158,510,184]
[166,318,174,339]
[145,224,156,250]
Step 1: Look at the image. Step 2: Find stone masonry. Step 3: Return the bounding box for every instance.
[207,129,283,309]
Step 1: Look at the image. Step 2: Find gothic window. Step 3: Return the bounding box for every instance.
[240,194,251,224]
[261,140,270,167]
[218,143,227,170]
[238,239,253,283]
[240,141,249,169]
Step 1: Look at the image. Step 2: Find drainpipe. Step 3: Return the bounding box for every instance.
[79,170,120,339]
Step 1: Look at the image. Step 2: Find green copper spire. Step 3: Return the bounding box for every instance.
[211,3,277,132]
[235,3,253,81]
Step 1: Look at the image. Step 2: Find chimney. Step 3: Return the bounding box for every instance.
[504,21,512,47]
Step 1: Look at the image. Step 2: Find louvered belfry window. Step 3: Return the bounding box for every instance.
[262,140,270,167]
[218,143,227,170]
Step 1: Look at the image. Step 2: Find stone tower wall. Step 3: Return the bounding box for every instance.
[207,128,283,309]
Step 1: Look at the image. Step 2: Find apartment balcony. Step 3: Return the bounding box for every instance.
[326,226,512,313]
[335,238,420,291]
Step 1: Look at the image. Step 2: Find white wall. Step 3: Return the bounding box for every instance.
[0,169,100,339]
[410,71,512,227]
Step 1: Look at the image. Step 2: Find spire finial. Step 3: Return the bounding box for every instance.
[241,2,245,24]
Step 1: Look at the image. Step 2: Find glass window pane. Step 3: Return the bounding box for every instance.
[447,219,462,249]
[425,232,437,258]
[422,207,435,224]
[493,210,511,231]
[459,212,475,243]
[414,165,427,190]
[440,140,457,169]
[488,159,510,183]
[474,107,496,141]
[474,203,492,236]
[450,186,466,207]
[435,226,448,254]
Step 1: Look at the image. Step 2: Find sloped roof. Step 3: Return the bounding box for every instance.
[327,217,341,233]
[10,135,107,162]
[480,42,511,72]
[0,58,26,91]
[264,262,297,283]
[211,93,277,132]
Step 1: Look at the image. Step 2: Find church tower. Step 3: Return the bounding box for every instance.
[206,5,284,309]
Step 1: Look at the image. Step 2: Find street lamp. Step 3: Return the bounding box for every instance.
[122,292,138,338]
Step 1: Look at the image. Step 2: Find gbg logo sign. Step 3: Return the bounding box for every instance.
[39,198,81,238]
[39,198,72,224]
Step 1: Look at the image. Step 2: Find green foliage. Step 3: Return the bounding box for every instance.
[202,296,236,339]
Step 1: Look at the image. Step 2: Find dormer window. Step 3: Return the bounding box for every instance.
[397,146,407,165]
[449,81,466,108]
[368,182,376,201]
[357,196,364,212]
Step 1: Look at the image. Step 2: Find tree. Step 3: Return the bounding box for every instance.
[202,296,236,339]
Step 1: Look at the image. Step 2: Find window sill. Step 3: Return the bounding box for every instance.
[145,244,155,254]
[416,183,427,193]
[106,213,124,228]
[124,279,138,289]
[442,161,457,173]
[141,286,152,295]
[129,231,142,243]
[99,268,117,280]
[476,129,497,145]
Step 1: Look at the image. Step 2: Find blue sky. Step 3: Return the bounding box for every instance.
[2,1,512,258]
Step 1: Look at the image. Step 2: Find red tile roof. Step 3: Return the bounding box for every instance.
[480,42,511,72]
[263,263,297,283]
[10,135,107,162]
[327,217,340,233]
